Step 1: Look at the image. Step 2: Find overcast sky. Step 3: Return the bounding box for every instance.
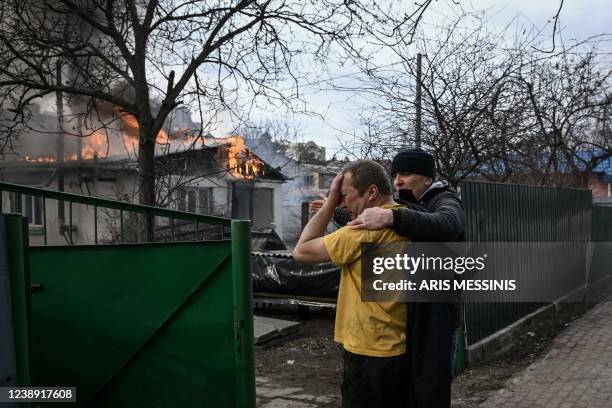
[228,0,612,159]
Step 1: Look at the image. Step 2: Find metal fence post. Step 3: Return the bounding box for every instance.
[231,220,255,408]
[42,197,47,246]
[454,325,466,377]
[3,214,32,391]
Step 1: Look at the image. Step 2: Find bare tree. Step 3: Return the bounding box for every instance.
[341,11,524,185]
[512,48,612,186]
[0,0,440,207]
[339,9,612,187]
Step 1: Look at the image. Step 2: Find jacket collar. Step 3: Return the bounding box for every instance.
[418,180,450,203]
[395,180,452,204]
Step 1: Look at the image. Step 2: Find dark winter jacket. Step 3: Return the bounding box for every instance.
[334,180,465,408]
[391,181,465,242]
[333,181,465,243]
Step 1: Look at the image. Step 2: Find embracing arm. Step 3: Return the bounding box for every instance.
[347,192,464,242]
[391,193,465,241]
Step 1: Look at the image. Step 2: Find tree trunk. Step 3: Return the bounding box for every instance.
[138,120,156,239]
[138,125,156,206]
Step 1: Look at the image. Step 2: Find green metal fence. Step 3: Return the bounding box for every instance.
[1,184,255,407]
[592,204,612,242]
[588,205,612,292]
[460,181,593,345]
[0,181,229,245]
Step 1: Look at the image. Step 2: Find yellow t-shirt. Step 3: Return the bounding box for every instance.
[323,204,408,357]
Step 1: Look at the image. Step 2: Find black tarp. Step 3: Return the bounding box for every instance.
[252,252,339,299]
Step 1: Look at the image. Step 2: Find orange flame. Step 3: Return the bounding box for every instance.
[21,114,267,178]
[115,108,169,145]
[83,129,110,159]
[226,135,265,179]
[24,155,55,163]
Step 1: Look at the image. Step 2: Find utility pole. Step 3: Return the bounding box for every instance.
[56,60,65,225]
[604,102,609,146]
[415,52,422,148]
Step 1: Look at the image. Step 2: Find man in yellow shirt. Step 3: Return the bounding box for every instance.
[292,160,408,408]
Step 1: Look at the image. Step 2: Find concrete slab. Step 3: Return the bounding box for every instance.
[254,315,301,344]
[260,398,317,408]
[256,379,339,408]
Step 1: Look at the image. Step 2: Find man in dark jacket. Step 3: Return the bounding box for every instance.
[332,148,465,408]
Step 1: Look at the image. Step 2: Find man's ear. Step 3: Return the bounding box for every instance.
[368,185,379,201]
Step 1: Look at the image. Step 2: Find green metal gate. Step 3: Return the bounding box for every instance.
[2,194,255,406]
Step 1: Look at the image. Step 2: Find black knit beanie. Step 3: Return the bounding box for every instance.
[390,148,436,178]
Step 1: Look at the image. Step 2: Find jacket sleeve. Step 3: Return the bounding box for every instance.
[391,192,465,242]
[334,201,428,231]
[398,201,429,213]
[333,207,352,227]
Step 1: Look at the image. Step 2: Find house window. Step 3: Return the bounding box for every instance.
[177,189,187,211]
[253,188,273,229]
[10,193,43,226]
[232,184,274,229]
[301,174,314,187]
[176,187,214,214]
[319,174,335,190]
[198,188,214,215]
[187,190,197,213]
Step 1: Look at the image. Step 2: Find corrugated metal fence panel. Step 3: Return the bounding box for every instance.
[460,182,592,345]
[589,205,612,285]
[592,205,612,242]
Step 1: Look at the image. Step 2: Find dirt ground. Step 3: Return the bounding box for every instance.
[255,303,591,408]
[255,307,342,401]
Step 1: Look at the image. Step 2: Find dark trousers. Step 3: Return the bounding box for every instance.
[341,349,408,408]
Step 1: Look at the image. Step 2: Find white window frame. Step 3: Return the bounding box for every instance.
[10,193,43,226]
[176,187,214,215]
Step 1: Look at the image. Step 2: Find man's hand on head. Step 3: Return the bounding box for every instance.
[293,174,343,264]
[309,174,342,216]
[347,207,394,230]
[326,173,343,208]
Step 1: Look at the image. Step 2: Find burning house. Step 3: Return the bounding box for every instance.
[0,107,288,246]
[154,135,288,230]
[0,2,290,247]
